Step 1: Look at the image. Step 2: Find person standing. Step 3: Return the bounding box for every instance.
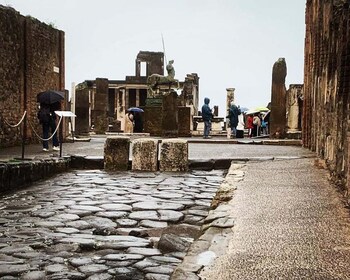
[201,97,213,139]
[229,101,240,138]
[37,102,60,151]
[236,110,245,138]
[246,114,254,138]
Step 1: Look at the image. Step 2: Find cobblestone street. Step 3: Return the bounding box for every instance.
[0,169,225,279]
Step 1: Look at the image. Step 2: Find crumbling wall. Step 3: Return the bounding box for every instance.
[0,5,65,147]
[303,0,350,199]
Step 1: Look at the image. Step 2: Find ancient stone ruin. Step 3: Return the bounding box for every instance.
[303,0,350,201]
[270,58,287,138]
[74,51,199,137]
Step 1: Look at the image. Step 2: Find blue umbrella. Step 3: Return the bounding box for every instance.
[127,107,144,113]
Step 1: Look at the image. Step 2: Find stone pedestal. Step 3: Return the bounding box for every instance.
[104,136,130,171]
[178,107,191,137]
[144,98,163,136]
[159,139,188,172]
[226,88,235,139]
[162,91,178,137]
[132,138,158,171]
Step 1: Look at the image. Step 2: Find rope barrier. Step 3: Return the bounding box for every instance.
[28,115,63,141]
[2,111,27,128]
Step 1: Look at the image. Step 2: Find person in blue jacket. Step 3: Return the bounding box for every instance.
[201,97,213,139]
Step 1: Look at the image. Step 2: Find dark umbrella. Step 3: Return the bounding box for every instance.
[127,107,144,113]
[37,90,65,104]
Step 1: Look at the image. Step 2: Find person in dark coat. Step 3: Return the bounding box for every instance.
[229,101,240,138]
[201,97,213,139]
[133,112,143,133]
[37,101,60,152]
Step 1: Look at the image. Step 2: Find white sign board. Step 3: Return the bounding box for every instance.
[55,111,76,117]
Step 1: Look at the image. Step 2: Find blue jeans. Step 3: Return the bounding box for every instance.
[231,126,237,137]
[42,119,59,149]
[204,120,211,137]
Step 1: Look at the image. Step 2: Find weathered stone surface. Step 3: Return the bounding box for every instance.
[132,138,158,171]
[145,273,170,280]
[104,137,130,171]
[0,264,30,276]
[132,201,184,211]
[158,210,184,222]
[21,271,46,280]
[126,247,162,256]
[68,257,93,267]
[139,220,167,228]
[101,254,144,261]
[99,204,132,212]
[45,264,68,274]
[158,233,191,253]
[78,264,109,275]
[270,57,287,138]
[303,1,350,201]
[159,139,188,172]
[86,273,113,280]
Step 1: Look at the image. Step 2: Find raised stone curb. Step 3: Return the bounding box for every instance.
[171,163,245,280]
[132,138,158,171]
[104,136,130,171]
[160,139,188,172]
[0,158,70,193]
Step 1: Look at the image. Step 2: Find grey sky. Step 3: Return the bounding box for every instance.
[1,0,306,116]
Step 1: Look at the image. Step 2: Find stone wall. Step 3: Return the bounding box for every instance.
[303,0,350,199]
[0,5,65,147]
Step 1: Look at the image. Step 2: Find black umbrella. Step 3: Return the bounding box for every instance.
[37,90,65,104]
[127,107,144,113]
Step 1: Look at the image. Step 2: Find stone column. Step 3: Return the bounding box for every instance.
[132,138,158,171]
[270,58,287,138]
[93,78,109,134]
[136,88,140,107]
[104,136,130,171]
[159,139,188,172]
[226,88,235,138]
[286,84,303,131]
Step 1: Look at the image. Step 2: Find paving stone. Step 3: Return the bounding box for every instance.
[143,265,175,275]
[34,221,65,228]
[65,220,91,230]
[108,267,143,279]
[145,273,170,280]
[50,213,80,221]
[132,201,184,211]
[50,257,65,264]
[158,210,184,222]
[129,211,159,221]
[101,254,144,261]
[150,256,182,264]
[70,205,103,212]
[55,227,80,234]
[86,273,113,280]
[68,257,94,267]
[78,264,109,275]
[46,271,86,280]
[126,247,162,256]
[116,218,138,227]
[139,220,167,228]
[0,264,30,276]
[158,233,192,253]
[204,217,234,229]
[96,211,128,219]
[186,209,208,217]
[45,264,68,274]
[21,271,46,280]
[82,217,117,229]
[31,211,56,218]
[0,245,34,255]
[133,258,159,270]
[99,204,132,212]
[152,192,184,199]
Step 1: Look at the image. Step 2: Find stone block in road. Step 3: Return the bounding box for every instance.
[132,138,158,171]
[104,136,130,171]
[159,139,188,172]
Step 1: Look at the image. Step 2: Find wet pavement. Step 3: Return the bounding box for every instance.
[0,169,225,279]
[1,136,349,279]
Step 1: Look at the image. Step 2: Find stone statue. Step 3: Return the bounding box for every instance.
[147,59,180,97]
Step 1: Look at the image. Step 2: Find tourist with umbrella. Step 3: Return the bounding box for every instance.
[37,90,64,152]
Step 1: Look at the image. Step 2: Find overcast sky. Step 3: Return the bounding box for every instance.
[1,0,306,116]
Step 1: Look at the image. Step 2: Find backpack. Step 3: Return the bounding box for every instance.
[37,106,51,124]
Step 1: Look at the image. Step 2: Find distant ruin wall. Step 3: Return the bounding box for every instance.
[303,0,350,198]
[0,5,65,147]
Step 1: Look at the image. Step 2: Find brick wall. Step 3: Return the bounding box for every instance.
[303,0,350,199]
[0,5,65,147]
